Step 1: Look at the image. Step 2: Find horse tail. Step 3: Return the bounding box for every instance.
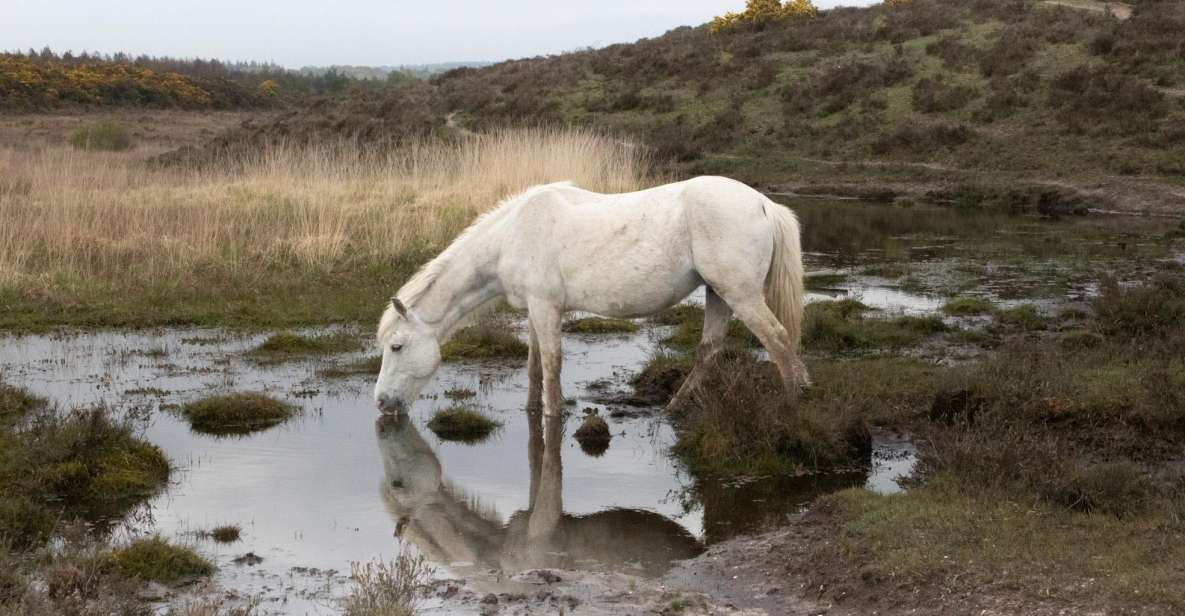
[763,200,804,352]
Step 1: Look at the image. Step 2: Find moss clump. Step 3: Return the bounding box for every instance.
[179,393,297,435]
[105,537,213,585]
[942,296,993,316]
[440,322,527,362]
[805,300,946,351]
[426,406,501,443]
[249,332,357,357]
[562,317,638,334]
[574,412,612,456]
[320,356,382,378]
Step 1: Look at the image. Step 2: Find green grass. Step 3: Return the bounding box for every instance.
[248,331,357,357]
[69,121,133,152]
[0,258,422,332]
[804,300,946,352]
[440,321,528,362]
[179,392,297,436]
[105,537,214,585]
[825,482,1185,610]
[562,317,639,334]
[425,406,502,443]
[941,296,993,315]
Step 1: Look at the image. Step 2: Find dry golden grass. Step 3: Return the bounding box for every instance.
[0,127,650,325]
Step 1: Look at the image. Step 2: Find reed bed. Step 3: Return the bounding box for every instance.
[0,127,650,288]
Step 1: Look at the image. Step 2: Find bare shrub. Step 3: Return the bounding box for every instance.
[343,552,434,616]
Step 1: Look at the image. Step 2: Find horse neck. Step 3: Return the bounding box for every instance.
[409,225,504,340]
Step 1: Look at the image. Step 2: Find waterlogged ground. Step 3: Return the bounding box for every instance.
[1,198,1181,614]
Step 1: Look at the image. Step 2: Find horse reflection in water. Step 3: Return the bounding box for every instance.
[375,410,703,579]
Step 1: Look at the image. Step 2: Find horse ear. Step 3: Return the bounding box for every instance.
[392,298,408,317]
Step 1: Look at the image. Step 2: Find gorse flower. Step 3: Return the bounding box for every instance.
[709,0,818,33]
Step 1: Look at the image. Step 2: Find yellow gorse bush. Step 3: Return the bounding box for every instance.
[709,0,818,33]
[0,55,215,110]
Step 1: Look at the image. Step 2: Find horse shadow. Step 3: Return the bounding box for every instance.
[374,410,703,579]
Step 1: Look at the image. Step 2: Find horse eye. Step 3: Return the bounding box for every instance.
[390,343,403,352]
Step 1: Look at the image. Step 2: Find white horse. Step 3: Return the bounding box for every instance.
[374,175,807,415]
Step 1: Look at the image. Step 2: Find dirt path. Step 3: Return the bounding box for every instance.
[1040,0,1132,20]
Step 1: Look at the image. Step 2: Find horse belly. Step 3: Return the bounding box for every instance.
[560,243,700,318]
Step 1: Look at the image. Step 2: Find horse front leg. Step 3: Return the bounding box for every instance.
[527,299,565,416]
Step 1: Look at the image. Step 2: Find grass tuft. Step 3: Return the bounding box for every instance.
[425,406,502,443]
[179,393,297,436]
[321,356,383,378]
[105,537,213,585]
[942,296,993,316]
[197,525,242,543]
[562,317,638,334]
[440,321,527,362]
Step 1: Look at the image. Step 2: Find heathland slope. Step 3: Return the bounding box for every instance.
[164,0,1185,212]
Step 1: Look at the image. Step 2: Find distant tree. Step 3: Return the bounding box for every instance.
[709,0,818,33]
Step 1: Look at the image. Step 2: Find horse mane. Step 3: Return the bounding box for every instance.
[377,181,575,341]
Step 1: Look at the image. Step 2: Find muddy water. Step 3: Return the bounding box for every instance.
[2,199,1179,614]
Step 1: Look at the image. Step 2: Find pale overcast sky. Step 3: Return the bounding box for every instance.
[3,0,877,68]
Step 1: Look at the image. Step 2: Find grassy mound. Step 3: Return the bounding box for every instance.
[574,412,612,456]
[105,537,213,585]
[562,317,638,334]
[426,406,501,443]
[0,406,170,548]
[249,331,357,357]
[671,353,871,477]
[440,322,527,362]
[179,393,297,435]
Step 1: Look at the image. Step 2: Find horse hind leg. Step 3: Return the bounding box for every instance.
[667,288,731,410]
[721,291,808,401]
